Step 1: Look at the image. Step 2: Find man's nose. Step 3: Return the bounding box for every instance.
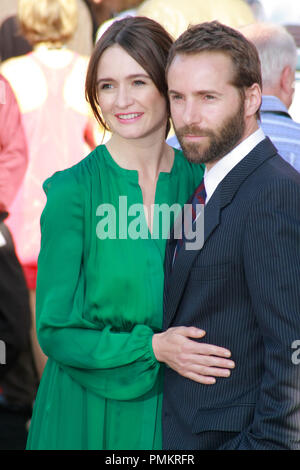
[182,100,202,126]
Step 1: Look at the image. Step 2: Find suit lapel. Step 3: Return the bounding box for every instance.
[164,137,278,327]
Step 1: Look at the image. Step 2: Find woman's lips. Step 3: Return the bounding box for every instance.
[115,112,144,123]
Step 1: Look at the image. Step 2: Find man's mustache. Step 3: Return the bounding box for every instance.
[175,126,214,138]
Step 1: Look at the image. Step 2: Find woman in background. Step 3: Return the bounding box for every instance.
[26,16,234,450]
[0,0,96,378]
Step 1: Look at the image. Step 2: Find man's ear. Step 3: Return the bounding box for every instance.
[279,65,295,108]
[244,83,261,118]
[280,65,295,94]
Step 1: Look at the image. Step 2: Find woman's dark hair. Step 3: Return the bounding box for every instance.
[85,16,174,137]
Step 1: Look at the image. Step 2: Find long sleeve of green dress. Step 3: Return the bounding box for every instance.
[37,169,160,401]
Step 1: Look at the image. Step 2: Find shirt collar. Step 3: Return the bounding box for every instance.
[260,95,289,114]
[204,127,265,203]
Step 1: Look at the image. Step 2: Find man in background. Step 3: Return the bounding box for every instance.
[240,22,299,171]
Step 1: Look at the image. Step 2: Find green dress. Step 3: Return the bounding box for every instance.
[26,145,204,450]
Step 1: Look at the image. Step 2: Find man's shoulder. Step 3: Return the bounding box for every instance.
[260,95,300,130]
[266,152,300,183]
[232,139,300,201]
[244,148,300,200]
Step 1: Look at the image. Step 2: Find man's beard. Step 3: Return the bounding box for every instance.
[175,100,246,165]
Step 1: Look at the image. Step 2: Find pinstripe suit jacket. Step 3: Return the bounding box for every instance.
[162,137,300,450]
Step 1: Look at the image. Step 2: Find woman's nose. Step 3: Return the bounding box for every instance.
[115,84,134,108]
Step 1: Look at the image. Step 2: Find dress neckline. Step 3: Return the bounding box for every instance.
[101,145,179,182]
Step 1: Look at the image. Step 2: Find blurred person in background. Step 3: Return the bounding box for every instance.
[0,0,93,62]
[0,0,32,62]
[258,0,300,124]
[85,0,143,26]
[0,0,97,378]
[241,22,300,172]
[90,0,144,41]
[0,74,38,450]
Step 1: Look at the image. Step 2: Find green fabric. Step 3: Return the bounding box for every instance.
[26,145,204,450]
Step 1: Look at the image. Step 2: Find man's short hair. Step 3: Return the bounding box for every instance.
[167,21,262,102]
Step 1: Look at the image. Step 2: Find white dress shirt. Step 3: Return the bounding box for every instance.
[204,127,265,204]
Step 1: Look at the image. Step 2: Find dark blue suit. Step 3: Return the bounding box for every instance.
[163,138,300,450]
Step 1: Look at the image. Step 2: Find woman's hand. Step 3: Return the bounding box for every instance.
[152,327,235,384]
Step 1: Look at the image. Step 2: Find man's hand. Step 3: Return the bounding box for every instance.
[152,327,235,384]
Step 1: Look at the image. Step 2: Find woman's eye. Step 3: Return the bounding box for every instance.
[133,80,146,86]
[101,83,113,90]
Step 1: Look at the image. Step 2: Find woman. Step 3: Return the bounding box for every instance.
[26,16,234,450]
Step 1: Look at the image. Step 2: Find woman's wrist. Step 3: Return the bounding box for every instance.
[152,332,164,363]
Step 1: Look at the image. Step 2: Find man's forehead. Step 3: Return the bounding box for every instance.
[167,51,236,85]
[168,50,234,68]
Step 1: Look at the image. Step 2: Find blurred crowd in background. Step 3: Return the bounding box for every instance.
[0,0,299,450]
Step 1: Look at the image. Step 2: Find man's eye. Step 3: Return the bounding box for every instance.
[204,95,215,100]
[170,94,183,101]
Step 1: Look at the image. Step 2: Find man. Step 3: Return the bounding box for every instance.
[159,21,300,450]
[0,74,38,450]
[241,22,300,172]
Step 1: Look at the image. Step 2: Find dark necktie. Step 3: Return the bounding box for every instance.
[172,179,206,265]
